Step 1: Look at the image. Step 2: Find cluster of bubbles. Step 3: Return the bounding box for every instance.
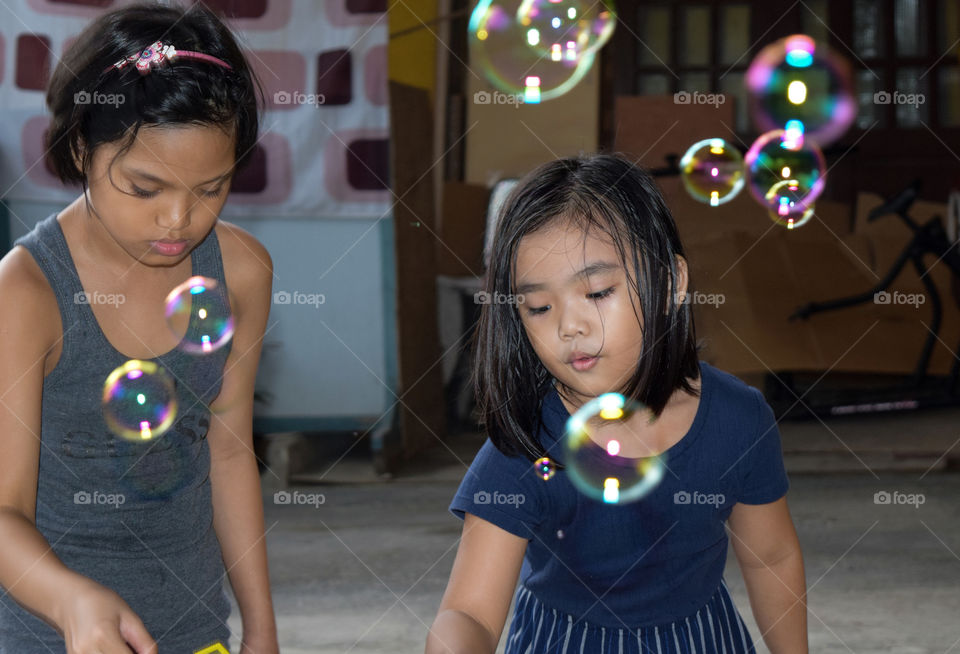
[533,393,666,505]
[679,34,855,230]
[101,276,233,443]
[468,0,616,103]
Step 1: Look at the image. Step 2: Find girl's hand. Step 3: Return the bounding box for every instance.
[55,578,157,654]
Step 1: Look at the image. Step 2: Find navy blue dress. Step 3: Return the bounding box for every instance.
[451,361,789,653]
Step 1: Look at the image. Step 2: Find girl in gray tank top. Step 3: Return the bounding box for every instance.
[0,3,277,653]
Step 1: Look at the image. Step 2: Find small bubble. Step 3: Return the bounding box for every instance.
[534,457,556,481]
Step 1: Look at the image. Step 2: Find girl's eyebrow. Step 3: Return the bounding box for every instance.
[125,167,232,188]
[516,260,619,294]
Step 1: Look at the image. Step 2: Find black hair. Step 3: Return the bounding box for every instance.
[474,153,702,462]
[45,1,262,187]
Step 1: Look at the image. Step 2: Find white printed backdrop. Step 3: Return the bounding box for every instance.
[0,0,391,219]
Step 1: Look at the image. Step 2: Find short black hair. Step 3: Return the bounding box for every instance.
[45,1,262,186]
[474,153,702,462]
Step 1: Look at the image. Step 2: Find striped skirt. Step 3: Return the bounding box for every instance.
[504,579,756,654]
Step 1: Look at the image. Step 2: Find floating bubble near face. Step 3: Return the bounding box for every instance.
[764,180,817,229]
[679,138,745,206]
[102,360,177,441]
[164,276,234,355]
[745,34,856,147]
[469,0,597,102]
[563,393,666,505]
[745,129,826,215]
[516,0,616,62]
[534,457,556,481]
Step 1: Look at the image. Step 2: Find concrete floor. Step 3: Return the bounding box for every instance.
[227,406,960,653]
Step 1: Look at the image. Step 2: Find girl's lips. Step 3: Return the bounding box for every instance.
[150,240,188,256]
[571,356,598,371]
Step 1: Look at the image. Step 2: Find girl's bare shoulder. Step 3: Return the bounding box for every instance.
[213,220,273,313]
[0,245,61,354]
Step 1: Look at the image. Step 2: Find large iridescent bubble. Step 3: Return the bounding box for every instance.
[679,138,745,206]
[745,34,856,147]
[516,0,616,62]
[102,360,178,441]
[469,0,597,102]
[563,393,666,505]
[164,276,234,355]
[745,128,826,216]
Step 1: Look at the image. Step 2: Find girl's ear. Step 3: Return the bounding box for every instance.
[674,255,689,305]
[666,255,690,310]
[71,137,86,178]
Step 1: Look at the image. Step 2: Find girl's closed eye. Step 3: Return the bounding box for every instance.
[130,185,224,199]
[525,287,615,316]
[527,303,550,316]
[130,184,159,198]
[587,287,615,300]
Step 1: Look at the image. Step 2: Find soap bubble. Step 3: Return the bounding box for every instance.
[102,360,177,441]
[534,456,556,481]
[679,138,745,206]
[745,34,856,147]
[768,198,815,230]
[469,0,597,102]
[764,180,817,229]
[563,393,666,504]
[516,0,616,61]
[745,129,826,215]
[164,276,234,355]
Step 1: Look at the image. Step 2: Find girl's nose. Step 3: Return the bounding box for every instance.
[156,199,193,232]
[557,302,590,339]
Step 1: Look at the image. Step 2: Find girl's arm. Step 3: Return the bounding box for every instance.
[426,513,527,654]
[0,250,156,654]
[728,497,808,654]
[205,227,277,654]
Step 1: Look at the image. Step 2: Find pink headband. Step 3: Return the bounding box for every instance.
[107,41,232,75]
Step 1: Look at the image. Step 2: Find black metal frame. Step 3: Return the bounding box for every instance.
[779,179,960,419]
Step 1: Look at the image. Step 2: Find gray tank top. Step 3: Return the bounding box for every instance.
[0,214,234,653]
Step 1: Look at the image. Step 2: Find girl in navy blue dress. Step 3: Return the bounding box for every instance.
[427,154,808,654]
